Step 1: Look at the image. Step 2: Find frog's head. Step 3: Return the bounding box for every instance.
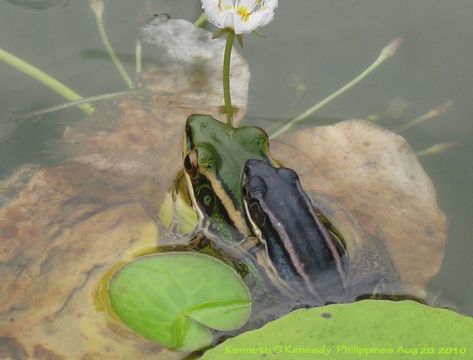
[183,114,277,243]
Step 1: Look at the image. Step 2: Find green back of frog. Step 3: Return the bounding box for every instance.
[183,114,278,243]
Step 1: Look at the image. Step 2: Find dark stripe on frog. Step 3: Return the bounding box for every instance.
[194,174,247,243]
[275,188,346,291]
[296,182,348,289]
[201,171,250,240]
[257,216,302,283]
[260,206,327,302]
[250,212,325,303]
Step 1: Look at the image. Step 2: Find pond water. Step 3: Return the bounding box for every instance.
[0,0,472,356]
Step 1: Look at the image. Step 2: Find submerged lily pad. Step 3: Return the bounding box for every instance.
[202,300,473,359]
[109,252,251,351]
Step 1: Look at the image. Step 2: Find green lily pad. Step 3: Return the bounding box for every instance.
[202,300,473,359]
[109,252,251,351]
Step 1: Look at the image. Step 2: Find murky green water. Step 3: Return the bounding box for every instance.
[1,0,471,333]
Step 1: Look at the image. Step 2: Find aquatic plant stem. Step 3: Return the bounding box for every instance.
[194,12,207,27]
[19,90,131,121]
[90,0,134,89]
[223,31,235,126]
[416,142,458,157]
[269,37,403,139]
[394,100,453,133]
[0,48,93,115]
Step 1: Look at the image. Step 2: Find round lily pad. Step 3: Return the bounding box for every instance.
[109,252,251,351]
[202,300,473,359]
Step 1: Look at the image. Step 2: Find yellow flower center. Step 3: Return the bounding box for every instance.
[237,6,251,22]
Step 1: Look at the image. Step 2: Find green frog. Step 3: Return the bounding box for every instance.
[182,114,278,247]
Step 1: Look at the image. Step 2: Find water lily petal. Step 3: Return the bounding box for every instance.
[238,0,257,7]
[221,0,234,7]
[201,0,278,34]
[232,14,249,34]
[201,0,225,28]
[245,8,274,30]
[236,0,259,14]
[222,11,235,29]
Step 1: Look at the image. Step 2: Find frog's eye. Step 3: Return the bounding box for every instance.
[197,185,215,215]
[184,149,198,178]
[248,202,265,228]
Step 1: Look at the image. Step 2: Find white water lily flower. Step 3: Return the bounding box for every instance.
[202,0,278,34]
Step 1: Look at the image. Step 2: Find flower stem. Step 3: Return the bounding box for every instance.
[0,47,94,115]
[90,0,134,89]
[194,12,207,27]
[269,37,403,139]
[223,31,235,126]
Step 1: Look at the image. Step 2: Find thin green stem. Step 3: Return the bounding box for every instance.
[394,100,453,133]
[18,90,130,121]
[416,142,458,157]
[223,31,235,126]
[270,37,403,139]
[0,47,93,115]
[194,12,207,27]
[90,0,134,89]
